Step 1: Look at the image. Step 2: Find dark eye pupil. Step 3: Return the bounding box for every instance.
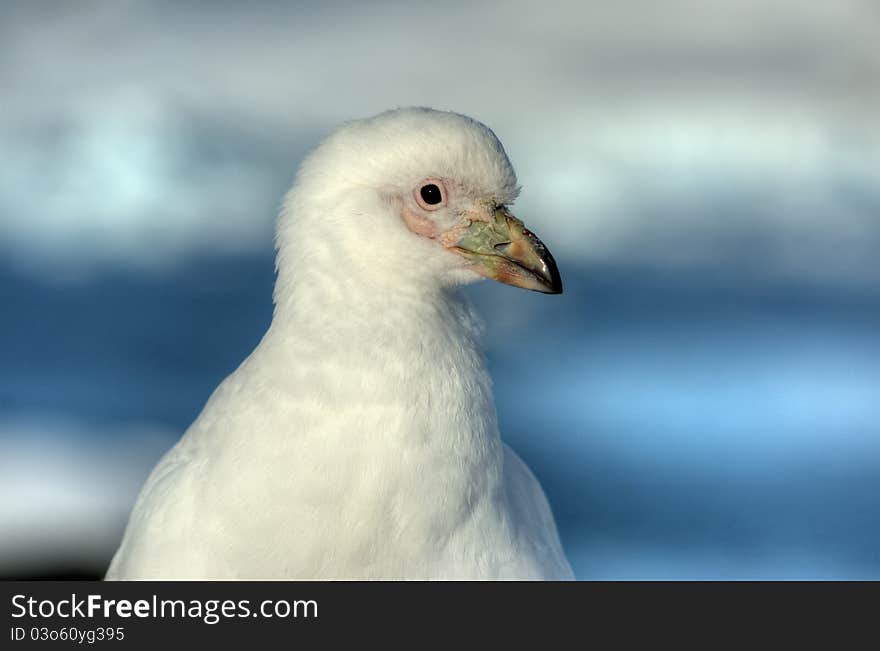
[420,184,442,205]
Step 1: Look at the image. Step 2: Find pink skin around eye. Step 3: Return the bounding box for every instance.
[401,178,448,238]
[414,178,447,211]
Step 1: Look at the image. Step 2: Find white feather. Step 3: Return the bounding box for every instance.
[106,108,573,580]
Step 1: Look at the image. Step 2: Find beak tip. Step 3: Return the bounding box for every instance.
[543,277,563,295]
[539,256,563,295]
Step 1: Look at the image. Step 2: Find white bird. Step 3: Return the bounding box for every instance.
[106,108,573,580]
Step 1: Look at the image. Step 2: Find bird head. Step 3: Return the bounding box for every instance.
[275,108,562,303]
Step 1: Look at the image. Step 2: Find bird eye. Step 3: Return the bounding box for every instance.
[415,180,446,210]
[420,184,442,204]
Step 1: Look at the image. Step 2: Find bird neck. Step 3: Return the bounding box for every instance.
[262,279,502,456]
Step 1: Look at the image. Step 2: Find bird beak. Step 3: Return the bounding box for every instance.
[450,206,563,294]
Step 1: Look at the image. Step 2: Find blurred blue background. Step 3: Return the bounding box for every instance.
[1,0,878,579]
